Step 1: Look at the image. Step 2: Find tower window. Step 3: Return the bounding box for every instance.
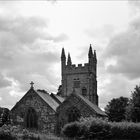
[73,80,80,88]
[82,87,87,97]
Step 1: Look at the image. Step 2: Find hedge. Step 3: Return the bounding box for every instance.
[62,117,140,139]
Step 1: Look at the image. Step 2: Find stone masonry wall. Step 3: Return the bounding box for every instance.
[11,89,56,133]
[65,73,90,97]
[56,94,97,134]
[62,61,97,105]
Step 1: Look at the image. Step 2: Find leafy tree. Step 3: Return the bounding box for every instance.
[105,97,129,122]
[126,85,140,122]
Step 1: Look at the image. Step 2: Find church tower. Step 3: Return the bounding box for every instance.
[60,44,98,106]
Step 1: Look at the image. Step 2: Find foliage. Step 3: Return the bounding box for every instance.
[110,121,140,139]
[126,85,140,122]
[0,125,16,140]
[105,84,140,122]
[62,117,140,140]
[89,118,111,139]
[0,124,62,140]
[0,124,39,140]
[62,121,81,138]
[105,96,129,122]
[0,107,10,126]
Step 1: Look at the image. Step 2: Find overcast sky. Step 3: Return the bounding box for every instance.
[0,1,140,109]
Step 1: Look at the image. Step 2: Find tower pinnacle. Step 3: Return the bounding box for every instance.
[61,48,66,59]
[88,44,93,58]
[67,53,72,65]
[94,50,97,61]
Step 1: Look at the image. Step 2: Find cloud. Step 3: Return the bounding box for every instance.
[98,5,140,108]
[0,15,66,108]
[53,33,68,42]
[103,16,140,80]
[85,24,115,40]
[0,73,11,88]
[128,0,140,11]
[98,72,139,109]
[0,16,68,44]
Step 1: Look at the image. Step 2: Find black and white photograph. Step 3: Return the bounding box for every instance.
[0,0,140,140]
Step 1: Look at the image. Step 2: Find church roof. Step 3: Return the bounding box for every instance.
[35,90,59,111]
[74,93,106,116]
[50,93,65,104]
[55,95,65,103]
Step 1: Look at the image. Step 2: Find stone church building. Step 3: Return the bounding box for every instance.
[11,45,106,134]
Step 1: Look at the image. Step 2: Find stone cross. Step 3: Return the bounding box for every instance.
[30,81,34,89]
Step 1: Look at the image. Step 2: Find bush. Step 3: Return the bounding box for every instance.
[78,122,89,139]
[0,124,40,140]
[89,118,111,139]
[62,117,140,140]
[0,133,16,140]
[62,121,81,138]
[0,125,16,140]
[0,124,63,140]
[110,122,140,139]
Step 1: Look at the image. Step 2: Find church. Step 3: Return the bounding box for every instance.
[11,45,106,134]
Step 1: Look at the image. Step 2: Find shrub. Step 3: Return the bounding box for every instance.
[0,124,40,140]
[78,122,89,139]
[0,125,16,140]
[0,133,16,140]
[62,117,140,140]
[88,118,111,139]
[0,124,63,140]
[110,122,140,139]
[62,121,81,138]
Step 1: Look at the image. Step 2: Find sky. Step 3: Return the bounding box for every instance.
[0,0,140,109]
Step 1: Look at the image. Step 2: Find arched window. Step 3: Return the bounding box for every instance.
[26,107,38,129]
[67,107,81,122]
[82,87,87,97]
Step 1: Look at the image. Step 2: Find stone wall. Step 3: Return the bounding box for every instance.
[56,94,97,134]
[62,64,98,105]
[64,73,89,97]
[61,57,98,106]
[11,89,56,133]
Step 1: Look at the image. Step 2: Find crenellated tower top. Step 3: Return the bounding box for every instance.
[61,44,98,106]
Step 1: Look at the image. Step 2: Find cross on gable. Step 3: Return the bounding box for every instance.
[30,81,34,89]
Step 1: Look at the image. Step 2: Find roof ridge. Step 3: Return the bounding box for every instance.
[74,93,106,116]
[35,90,59,111]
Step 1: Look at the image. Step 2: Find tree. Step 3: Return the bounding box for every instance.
[105,96,129,122]
[126,85,140,122]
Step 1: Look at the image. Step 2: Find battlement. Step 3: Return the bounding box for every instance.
[64,63,90,74]
[69,63,88,68]
[61,45,98,105]
[61,45,97,76]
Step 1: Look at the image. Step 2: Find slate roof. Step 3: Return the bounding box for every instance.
[11,87,106,116]
[35,90,59,111]
[50,93,65,104]
[74,93,106,116]
[54,95,65,103]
